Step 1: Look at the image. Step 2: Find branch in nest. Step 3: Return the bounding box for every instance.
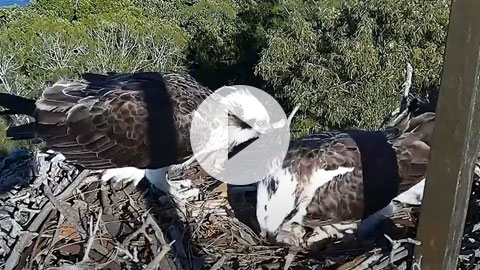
[43,180,87,238]
[336,246,410,270]
[4,232,38,270]
[210,255,227,270]
[145,240,176,270]
[4,167,91,270]
[82,208,103,262]
[383,63,415,129]
[119,212,177,269]
[287,104,301,126]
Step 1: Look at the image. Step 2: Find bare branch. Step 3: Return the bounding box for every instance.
[403,63,413,98]
[287,104,301,126]
[82,208,103,262]
[145,240,175,270]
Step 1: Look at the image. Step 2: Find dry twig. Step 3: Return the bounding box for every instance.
[82,208,103,262]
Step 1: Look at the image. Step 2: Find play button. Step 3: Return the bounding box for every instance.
[189,85,292,185]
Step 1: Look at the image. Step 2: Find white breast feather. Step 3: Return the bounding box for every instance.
[393,178,425,205]
[101,167,146,186]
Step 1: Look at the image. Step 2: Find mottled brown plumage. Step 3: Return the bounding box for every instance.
[12,72,212,170]
[256,112,435,238]
[305,114,433,225]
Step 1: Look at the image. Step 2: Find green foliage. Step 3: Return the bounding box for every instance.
[185,0,244,72]
[29,0,76,20]
[134,0,246,72]
[256,0,449,129]
[79,11,189,74]
[0,0,450,153]
[131,0,190,23]
[30,0,133,21]
[0,1,188,100]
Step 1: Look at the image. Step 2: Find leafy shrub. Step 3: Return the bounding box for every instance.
[0,0,451,154]
[30,0,133,21]
[256,0,449,130]
[0,2,189,100]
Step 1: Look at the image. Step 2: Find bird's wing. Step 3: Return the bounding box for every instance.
[391,133,431,194]
[305,114,434,227]
[162,73,213,158]
[284,132,365,225]
[305,170,365,227]
[255,131,363,235]
[285,132,360,182]
[34,72,210,170]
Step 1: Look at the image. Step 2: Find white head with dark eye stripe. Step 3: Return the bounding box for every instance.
[222,88,272,147]
[256,168,299,235]
[257,165,357,238]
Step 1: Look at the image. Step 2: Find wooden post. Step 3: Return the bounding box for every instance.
[413,0,480,269]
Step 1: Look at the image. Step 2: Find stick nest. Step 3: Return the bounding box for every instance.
[0,148,479,270]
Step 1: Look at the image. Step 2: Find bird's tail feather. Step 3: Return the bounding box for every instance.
[6,122,37,140]
[0,93,37,140]
[381,127,401,141]
[0,93,36,116]
[402,112,435,144]
[392,112,435,194]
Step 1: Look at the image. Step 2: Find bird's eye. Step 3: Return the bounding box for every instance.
[257,120,267,126]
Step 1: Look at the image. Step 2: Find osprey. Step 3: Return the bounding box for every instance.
[256,112,435,247]
[0,72,268,200]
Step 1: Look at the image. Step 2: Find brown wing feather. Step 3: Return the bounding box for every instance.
[36,84,150,169]
[305,172,365,227]
[163,73,212,159]
[286,132,359,183]
[34,72,211,170]
[391,112,434,193]
[391,135,431,193]
[294,134,365,225]
[304,113,435,226]
[271,132,364,226]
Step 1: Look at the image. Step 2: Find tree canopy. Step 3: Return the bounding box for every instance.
[0,0,450,153]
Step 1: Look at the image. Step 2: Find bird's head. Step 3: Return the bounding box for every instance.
[222,87,275,146]
[256,168,300,239]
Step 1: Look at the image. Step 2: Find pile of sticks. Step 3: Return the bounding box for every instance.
[1,79,480,268]
[0,147,463,270]
[0,148,426,270]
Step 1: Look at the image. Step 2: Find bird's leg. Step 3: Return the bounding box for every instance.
[146,167,199,202]
[383,234,421,266]
[145,167,170,193]
[356,202,396,243]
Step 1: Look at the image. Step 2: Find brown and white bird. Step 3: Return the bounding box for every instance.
[256,111,435,246]
[0,72,268,200]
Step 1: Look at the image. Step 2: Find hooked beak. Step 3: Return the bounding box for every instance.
[267,232,278,244]
[259,228,277,243]
[260,229,279,244]
[255,125,270,135]
[271,119,287,129]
